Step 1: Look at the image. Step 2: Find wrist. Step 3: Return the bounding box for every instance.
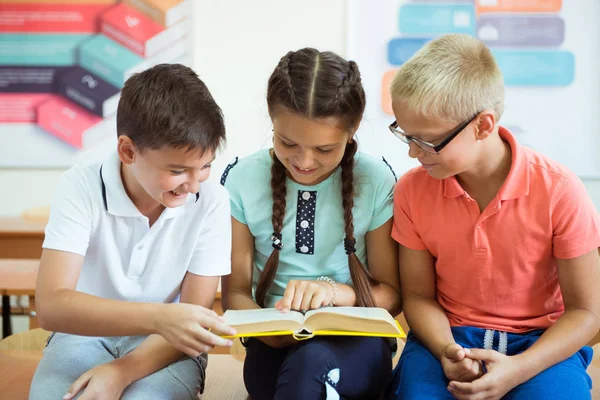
[148,303,168,334]
[110,356,140,387]
[512,352,539,383]
[437,342,457,362]
[316,276,339,306]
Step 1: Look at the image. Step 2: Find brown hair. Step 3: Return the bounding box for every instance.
[117,63,225,154]
[255,48,377,308]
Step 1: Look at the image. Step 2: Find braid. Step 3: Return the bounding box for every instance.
[334,60,362,105]
[278,51,298,111]
[340,141,378,307]
[255,153,287,307]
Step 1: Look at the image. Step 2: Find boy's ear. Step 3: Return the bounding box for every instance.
[474,111,496,141]
[117,135,137,165]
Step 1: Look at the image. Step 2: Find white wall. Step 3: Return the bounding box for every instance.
[0,0,599,215]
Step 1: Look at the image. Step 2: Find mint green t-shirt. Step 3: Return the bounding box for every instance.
[222,149,396,308]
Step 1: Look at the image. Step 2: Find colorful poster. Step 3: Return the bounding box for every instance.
[0,0,192,168]
[347,0,600,179]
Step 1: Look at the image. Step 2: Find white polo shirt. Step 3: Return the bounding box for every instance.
[43,149,231,303]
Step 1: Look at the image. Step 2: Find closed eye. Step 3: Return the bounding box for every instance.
[170,170,185,175]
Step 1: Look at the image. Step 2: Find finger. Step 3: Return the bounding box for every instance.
[280,283,297,312]
[300,287,317,311]
[194,326,233,347]
[197,314,237,336]
[445,343,465,361]
[291,283,307,311]
[463,348,499,362]
[449,375,492,395]
[195,306,219,319]
[447,385,484,400]
[310,291,326,310]
[64,373,91,399]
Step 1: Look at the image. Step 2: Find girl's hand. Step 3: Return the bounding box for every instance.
[154,303,236,357]
[275,280,334,312]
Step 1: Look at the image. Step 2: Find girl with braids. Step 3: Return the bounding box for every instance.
[221,48,402,400]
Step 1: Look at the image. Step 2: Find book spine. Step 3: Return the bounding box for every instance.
[37,96,102,148]
[122,0,169,26]
[0,66,67,92]
[0,34,91,66]
[0,4,113,33]
[0,93,53,122]
[78,34,142,88]
[56,67,120,117]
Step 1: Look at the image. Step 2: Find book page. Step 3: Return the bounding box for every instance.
[305,307,395,323]
[303,307,400,335]
[222,308,305,335]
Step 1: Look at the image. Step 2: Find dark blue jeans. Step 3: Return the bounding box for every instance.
[388,327,593,400]
[244,336,394,400]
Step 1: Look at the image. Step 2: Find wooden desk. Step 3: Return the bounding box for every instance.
[0,217,46,260]
[0,259,39,338]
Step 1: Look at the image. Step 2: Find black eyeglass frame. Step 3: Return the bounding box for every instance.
[389,111,481,154]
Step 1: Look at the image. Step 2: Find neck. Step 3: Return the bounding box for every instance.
[120,163,164,218]
[456,133,512,194]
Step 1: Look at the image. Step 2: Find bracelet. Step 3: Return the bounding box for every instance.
[317,276,339,307]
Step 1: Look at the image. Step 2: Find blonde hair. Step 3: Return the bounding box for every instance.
[390,34,504,123]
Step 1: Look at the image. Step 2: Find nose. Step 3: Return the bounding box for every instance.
[183,170,209,194]
[407,141,425,159]
[295,149,315,169]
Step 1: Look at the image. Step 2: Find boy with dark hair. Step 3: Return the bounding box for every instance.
[29,64,236,400]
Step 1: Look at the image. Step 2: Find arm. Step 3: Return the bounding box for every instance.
[510,249,600,379]
[399,244,454,360]
[364,218,402,315]
[221,217,260,312]
[449,249,600,400]
[104,274,229,386]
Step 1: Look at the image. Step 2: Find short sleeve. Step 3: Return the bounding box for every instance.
[43,165,93,256]
[188,185,232,276]
[551,173,600,259]
[368,160,396,231]
[391,173,427,250]
[221,159,246,224]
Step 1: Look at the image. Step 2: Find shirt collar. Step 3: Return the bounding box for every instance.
[443,126,529,200]
[99,149,199,219]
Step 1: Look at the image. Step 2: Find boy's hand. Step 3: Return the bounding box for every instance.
[447,349,524,400]
[440,344,483,383]
[155,303,235,357]
[63,361,131,400]
[275,280,334,312]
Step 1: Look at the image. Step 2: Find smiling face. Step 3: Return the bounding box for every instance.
[391,99,486,180]
[118,136,214,210]
[271,109,353,186]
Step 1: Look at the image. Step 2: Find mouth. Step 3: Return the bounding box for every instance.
[292,164,317,175]
[168,190,186,199]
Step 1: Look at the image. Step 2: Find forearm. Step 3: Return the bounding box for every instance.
[37,289,161,336]
[513,308,600,381]
[372,283,402,316]
[222,289,261,311]
[113,334,187,386]
[404,295,455,360]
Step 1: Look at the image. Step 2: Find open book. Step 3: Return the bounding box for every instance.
[221,307,406,340]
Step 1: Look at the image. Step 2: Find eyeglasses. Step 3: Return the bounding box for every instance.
[388,112,481,155]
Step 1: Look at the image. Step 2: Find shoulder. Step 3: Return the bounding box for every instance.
[395,166,435,194]
[522,146,580,201]
[58,158,103,198]
[220,149,272,188]
[354,152,397,185]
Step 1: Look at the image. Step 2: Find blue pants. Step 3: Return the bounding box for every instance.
[244,336,394,400]
[388,326,593,400]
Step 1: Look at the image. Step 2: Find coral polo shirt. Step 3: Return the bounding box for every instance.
[392,127,600,332]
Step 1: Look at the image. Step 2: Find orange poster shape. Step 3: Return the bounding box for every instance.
[476,0,562,14]
[381,69,398,116]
